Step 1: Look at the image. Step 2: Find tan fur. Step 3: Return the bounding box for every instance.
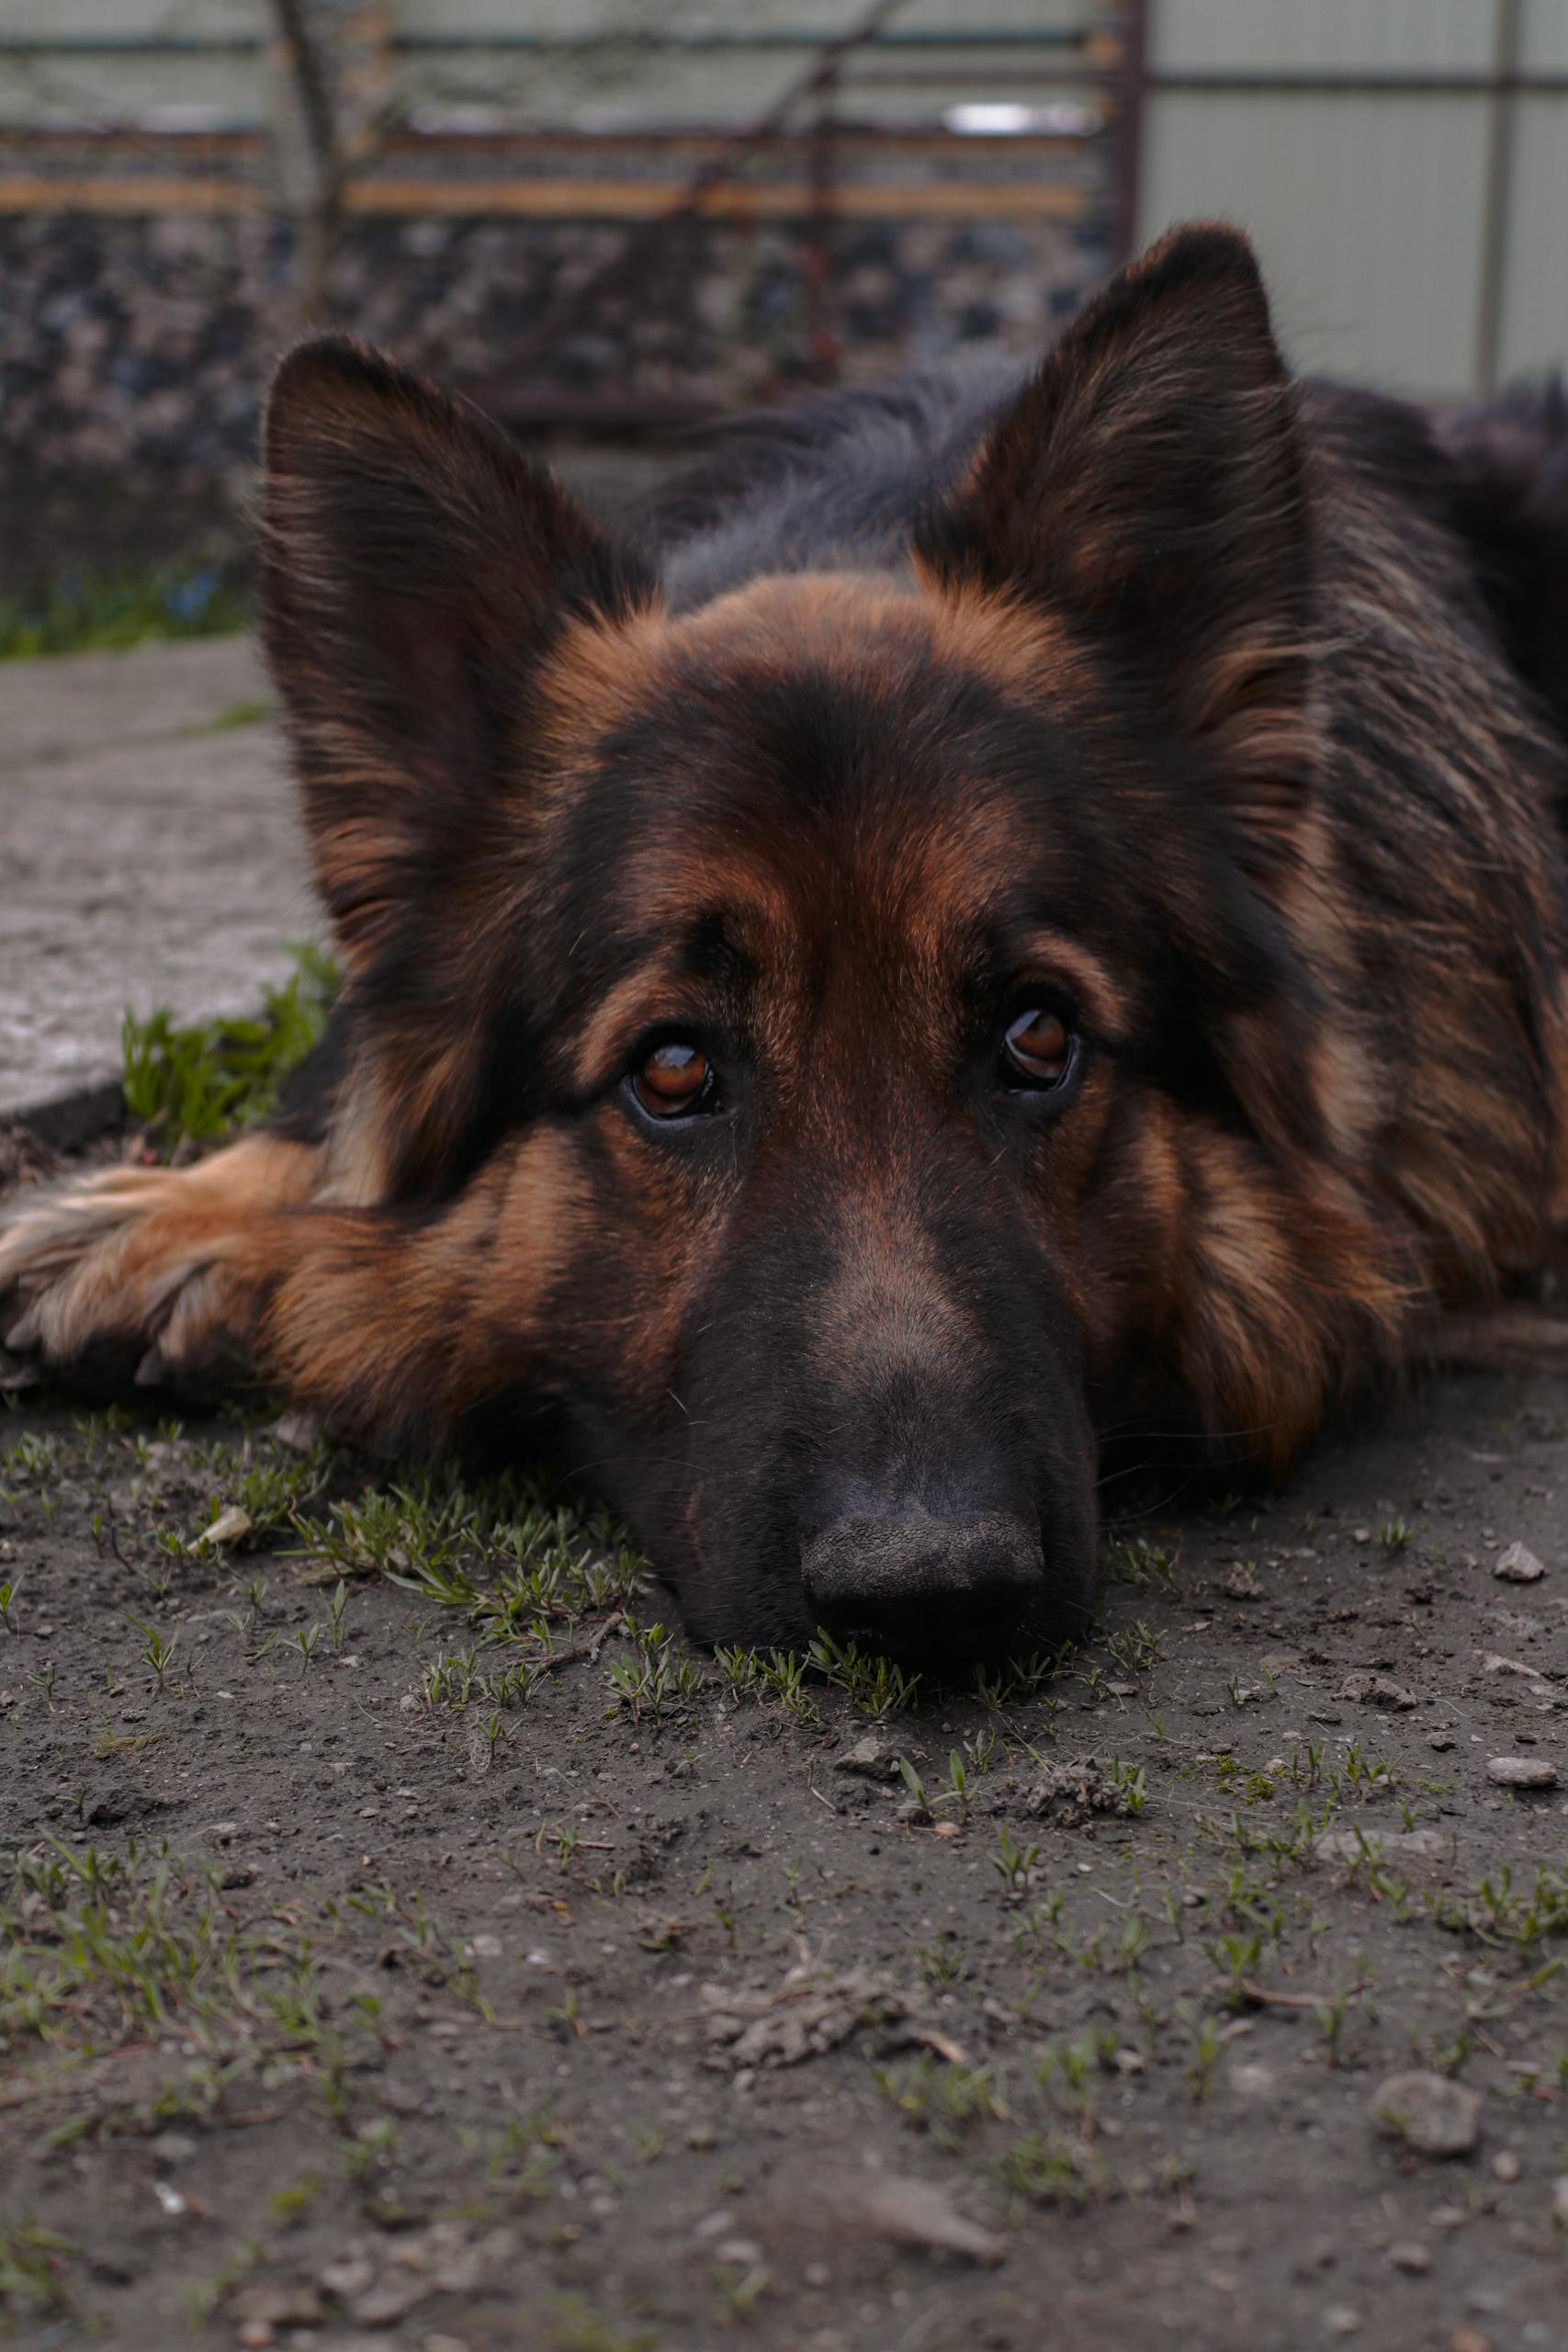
[0,1136,321,1384]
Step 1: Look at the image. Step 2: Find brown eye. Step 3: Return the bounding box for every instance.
[631,1039,716,1119]
[1002,1006,1074,1089]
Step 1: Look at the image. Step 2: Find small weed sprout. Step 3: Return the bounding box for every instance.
[807,1630,920,1718]
[1103,1620,1166,1677]
[988,1824,1043,1897]
[604,1618,704,1720]
[1183,2012,1225,2101]
[875,2054,1005,2145]
[997,2132,1100,2208]
[897,1757,931,1820]
[126,1614,180,1693]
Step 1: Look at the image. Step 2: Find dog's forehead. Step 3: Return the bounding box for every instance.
[538,571,1094,946]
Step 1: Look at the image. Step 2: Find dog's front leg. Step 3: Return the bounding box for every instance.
[0,1135,324,1394]
[249,1142,556,1452]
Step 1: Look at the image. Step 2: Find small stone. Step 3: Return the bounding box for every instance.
[231,2281,324,2328]
[149,2130,197,2167]
[236,2326,274,2351]
[715,2238,763,2266]
[320,2254,375,2298]
[1386,2241,1431,2273]
[269,1409,321,1453]
[350,2279,425,2324]
[1491,2149,1521,2183]
[1338,1671,1417,1711]
[1486,1756,1559,1789]
[685,2124,718,2150]
[1325,2307,1361,2335]
[1451,2331,1492,2352]
[834,1736,893,1778]
[1373,2070,1483,2157]
[1494,1543,1545,1583]
[1428,1732,1456,1752]
[1552,2175,1568,2226]
[1429,2206,1467,2230]
[1314,1826,1446,1869]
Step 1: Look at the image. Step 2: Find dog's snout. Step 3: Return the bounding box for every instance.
[801,1511,1043,1657]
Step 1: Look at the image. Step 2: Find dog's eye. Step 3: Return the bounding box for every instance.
[631,1040,718,1119]
[1001,1006,1074,1090]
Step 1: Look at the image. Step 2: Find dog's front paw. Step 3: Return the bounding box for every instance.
[0,1137,313,1396]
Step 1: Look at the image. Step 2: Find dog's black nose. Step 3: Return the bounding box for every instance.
[800,1511,1043,1658]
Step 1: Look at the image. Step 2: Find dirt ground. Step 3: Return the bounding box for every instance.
[1,1225,1566,2352]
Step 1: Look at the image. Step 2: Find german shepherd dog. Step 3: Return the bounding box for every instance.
[5,224,1567,1666]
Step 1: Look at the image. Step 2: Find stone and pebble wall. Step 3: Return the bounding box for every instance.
[0,206,1106,585]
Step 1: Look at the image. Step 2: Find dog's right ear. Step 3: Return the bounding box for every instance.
[261,337,656,971]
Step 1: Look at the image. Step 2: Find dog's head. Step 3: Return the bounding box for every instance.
[259,225,1390,1664]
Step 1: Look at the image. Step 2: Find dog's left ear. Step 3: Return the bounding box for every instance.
[916,224,1315,863]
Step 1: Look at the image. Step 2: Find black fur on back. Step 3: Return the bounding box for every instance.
[1435,376,1568,755]
[633,353,1029,614]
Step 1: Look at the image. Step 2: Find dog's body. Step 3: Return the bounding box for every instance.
[5,225,1568,1661]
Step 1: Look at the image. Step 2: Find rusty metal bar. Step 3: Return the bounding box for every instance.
[0,173,1095,222]
[846,64,1568,96]
[805,66,842,384]
[1475,0,1522,393]
[1111,0,1148,265]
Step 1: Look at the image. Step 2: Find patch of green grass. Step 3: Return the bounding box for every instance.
[0,1838,314,2063]
[191,1433,336,1545]
[807,1628,921,1718]
[294,1469,651,1724]
[874,2053,1007,2145]
[604,1616,705,1720]
[1035,2025,1122,2123]
[185,695,275,735]
[0,2217,76,2322]
[713,1644,821,1723]
[547,2300,661,2352]
[0,560,249,660]
[996,2130,1105,2208]
[122,943,340,1157]
[1438,1865,1568,1951]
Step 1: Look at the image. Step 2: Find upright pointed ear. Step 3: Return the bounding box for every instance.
[261,338,656,971]
[915,225,1316,867]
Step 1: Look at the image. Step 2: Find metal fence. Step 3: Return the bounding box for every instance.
[1134,0,1568,394]
[4,2,1565,397]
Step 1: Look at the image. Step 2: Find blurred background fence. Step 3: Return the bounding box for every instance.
[1,1,1565,605]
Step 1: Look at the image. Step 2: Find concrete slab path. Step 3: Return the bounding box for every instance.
[2,636,315,1119]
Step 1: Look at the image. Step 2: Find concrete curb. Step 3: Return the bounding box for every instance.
[7,1075,127,1153]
